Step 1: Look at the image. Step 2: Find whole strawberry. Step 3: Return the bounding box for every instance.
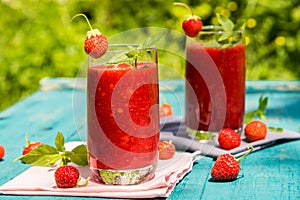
[211,154,240,181]
[158,141,176,160]
[218,128,241,150]
[22,133,43,155]
[0,145,5,160]
[244,120,267,142]
[72,13,108,59]
[174,2,203,37]
[211,146,253,181]
[54,165,80,188]
[160,103,173,117]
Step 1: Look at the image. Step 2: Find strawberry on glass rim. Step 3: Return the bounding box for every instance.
[72,13,108,59]
[174,2,203,38]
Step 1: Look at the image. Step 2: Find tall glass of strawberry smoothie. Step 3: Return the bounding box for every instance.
[185,26,246,141]
[87,44,159,185]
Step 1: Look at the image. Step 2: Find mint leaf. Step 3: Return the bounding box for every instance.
[14,132,88,167]
[234,19,246,31]
[107,31,166,68]
[55,132,65,152]
[15,144,60,166]
[258,95,268,111]
[216,13,234,32]
[244,95,268,123]
[218,31,233,42]
[215,13,245,48]
[141,31,166,49]
[69,144,88,166]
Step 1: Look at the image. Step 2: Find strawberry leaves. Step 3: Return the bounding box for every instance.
[14,132,88,167]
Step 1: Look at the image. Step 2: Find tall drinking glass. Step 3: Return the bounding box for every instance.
[87,44,160,185]
[185,26,246,141]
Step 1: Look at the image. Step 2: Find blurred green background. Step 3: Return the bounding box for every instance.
[1,0,300,111]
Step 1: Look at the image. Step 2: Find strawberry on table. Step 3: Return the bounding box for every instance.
[211,146,253,181]
[244,120,267,142]
[0,145,5,160]
[174,2,203,37]
[218,128,241,150]
[72,13,108,59]
[160,103,173,117]
[54,165,80,188]
[158,141,176,160]
[22,133,43,155]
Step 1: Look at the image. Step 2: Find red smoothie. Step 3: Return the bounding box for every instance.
[185,43,246,132]
[87,62,159,182]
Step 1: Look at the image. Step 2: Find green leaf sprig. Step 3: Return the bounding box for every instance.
[14,132,88,167]
[107,31,166,68]
[216,13,245,48]
[244,95,268,124]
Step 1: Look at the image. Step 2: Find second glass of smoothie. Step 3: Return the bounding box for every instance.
[185,26,246,141]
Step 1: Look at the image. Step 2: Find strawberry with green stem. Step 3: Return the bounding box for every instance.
[211,146,254,181]
[72,13,108,59]
[173,2,203,37]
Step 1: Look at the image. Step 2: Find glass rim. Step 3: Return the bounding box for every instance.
[107,44,156,51]
[200,25,244,34]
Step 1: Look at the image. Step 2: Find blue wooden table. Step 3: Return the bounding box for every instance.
[0,78,300,199]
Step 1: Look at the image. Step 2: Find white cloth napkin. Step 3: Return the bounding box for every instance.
[0,142,202,198]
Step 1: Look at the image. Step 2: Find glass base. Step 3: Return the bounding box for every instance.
[186,127,243,143]
[90,163,156,185]
[186,127,217,143]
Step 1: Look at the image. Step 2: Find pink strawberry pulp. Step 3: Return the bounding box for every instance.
[185,43,246,131]
[87,62,160,172]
